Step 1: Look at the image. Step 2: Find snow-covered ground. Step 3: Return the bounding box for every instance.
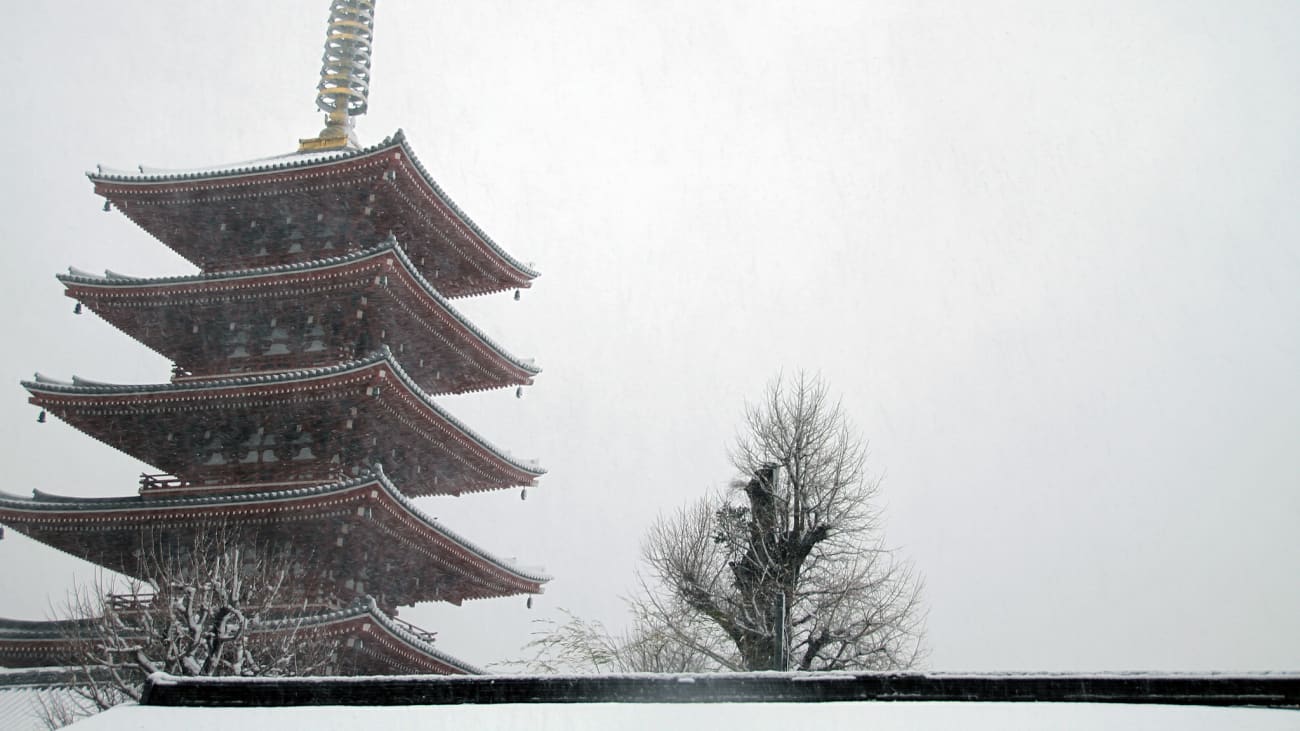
[67,701,1299,730]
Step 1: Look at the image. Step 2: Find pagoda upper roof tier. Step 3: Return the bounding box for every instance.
[0,470,548,610]
[0,598,480,675]
[60,238,540,394]
[89,130,539,298]
[24,349,544,497]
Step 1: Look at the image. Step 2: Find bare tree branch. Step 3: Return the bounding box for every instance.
[521,372,926,673]
[42,526,339,727]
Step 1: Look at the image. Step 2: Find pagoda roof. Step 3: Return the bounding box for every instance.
[89,130,539,297]
[25,348,544,496]
[0,469,549,607]
[0,598,480,675]
[244,597,483,675]
[60,238,540,393]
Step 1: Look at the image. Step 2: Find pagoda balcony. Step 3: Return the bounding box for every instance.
[60,239,539,395]
[89,131,538,298]
[105,591,340,621]
[0,471,549,611]
[138,472,342,498]
[25,349,545,498]
[139,472,188,493]
[105,591,156,613]
[387,615,438,645]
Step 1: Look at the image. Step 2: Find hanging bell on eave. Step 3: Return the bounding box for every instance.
[520,488,527,501]
[513,289,521,301]
[73,302,83,315]
[526,596,533,609]
[102,200,111,212]
[37,410,46,423]
[515,386,523,399]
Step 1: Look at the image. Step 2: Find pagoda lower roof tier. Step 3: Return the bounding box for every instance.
[0,598,480,675]
[89,130,538,298]
[0,472,549,609]
[60,239,540,394]
[24,350,544,497]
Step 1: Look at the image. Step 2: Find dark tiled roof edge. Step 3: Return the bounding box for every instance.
[59,238,541,376]
[87,130,540,280]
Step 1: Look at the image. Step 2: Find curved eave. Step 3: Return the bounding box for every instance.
[0,471,551,588]
[387,131,540,283]
[253,598,484,675]
[59,239,542,381]
[378,349,546,478]
[88,130,539,285]
[0,600,483,675]
[0,617,94,639]
[23,348,545,479]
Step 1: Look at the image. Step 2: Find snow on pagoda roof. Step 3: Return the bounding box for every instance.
[22,347,545,477]
[0,599,482,676]
[238,597,484,675]
[0,468,550,586]
[94,148,357,179]
[0,618,93,638]
[0,668,103,731]
[58,236,541,377]
[88,130,539,281]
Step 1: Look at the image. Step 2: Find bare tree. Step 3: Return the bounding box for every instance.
[644,371,926,671]
[44,528,337,727]
[508,598,735,674]
[37,689,98,731]
[523,372,924,674]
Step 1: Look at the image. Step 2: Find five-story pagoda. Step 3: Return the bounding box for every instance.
[0,0,546,675]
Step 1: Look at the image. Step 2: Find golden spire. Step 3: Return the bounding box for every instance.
[299,0,378,152]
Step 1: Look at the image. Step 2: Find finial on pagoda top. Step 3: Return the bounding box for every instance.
[299,0,377,153]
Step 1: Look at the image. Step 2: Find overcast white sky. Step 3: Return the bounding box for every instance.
[1,1,1297,673]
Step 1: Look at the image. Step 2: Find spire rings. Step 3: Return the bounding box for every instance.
[316,0,377,117]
